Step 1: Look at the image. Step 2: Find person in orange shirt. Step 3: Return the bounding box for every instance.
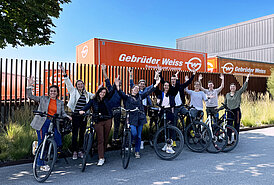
[27,76,71,170]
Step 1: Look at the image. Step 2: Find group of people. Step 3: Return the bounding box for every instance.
[27,64,250,169]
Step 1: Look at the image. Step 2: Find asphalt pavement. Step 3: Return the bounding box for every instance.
[0,127,273,185]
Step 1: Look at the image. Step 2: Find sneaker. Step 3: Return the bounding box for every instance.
[135,152,140,159]
[72,152,78,160]
[162,144,167,151]
[97,158,105,166]
[140,141,144,149]
[166,145,175,154]
[40,165,50,172]
[78,151,84,159]
[172,141,176,147]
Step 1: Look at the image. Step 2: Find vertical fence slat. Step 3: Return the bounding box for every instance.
[14,59,18,109]
[9,59,13,117]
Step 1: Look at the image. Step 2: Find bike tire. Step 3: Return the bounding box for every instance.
[33,138,57,182]
[185,121,212,153]
[81,132,93,172]
[153,125,184,160]
[222,125,239,152]
[206,125,228,153]
[121,129,131,169]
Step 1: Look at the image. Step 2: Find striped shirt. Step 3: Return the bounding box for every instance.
[74,93,87,112]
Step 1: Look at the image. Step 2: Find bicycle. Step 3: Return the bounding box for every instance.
[204,112,228,153]
[153,106,184,160]
[147,106,160,147]
[120,107,140,169]
[32,111,66,182]
[216,103,239,152]
[177,105,212,153]
[81,112,96,172]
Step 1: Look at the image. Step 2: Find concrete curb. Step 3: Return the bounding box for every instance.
[240,124,274,131]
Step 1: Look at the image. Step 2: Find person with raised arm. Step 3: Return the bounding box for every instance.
[101,64,122,144]
[184,76,208,120]
[79,77,117,166]
[223,73,250,138]
[199,74,224,122]
[60,65,94,160]
[114,73,161,159]
[27,76,71,171]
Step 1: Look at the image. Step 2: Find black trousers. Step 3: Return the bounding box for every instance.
[71,115,87,152]
[227,107,241,137]
[112,109,122,140]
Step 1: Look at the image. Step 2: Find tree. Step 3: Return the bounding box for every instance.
[267,68,274,96]
[0,0,71,49]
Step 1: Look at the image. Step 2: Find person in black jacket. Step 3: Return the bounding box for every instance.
[79,77,117,166]
[101,64,122,143]
[159,69,196,126]
[114,73,161,159]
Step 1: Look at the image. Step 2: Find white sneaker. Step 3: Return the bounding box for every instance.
[162,144,167,151]
[140,141,144,149]
[97,158,105,166]
[166,145,175,154]
[40,165,50,172]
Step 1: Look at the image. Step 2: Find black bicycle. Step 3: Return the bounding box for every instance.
[216,104,239,152]
[153,106,184,160]
[81,112,96,172]
[177,105,212,153]
[32,111,66,182]
[120,107,140,169]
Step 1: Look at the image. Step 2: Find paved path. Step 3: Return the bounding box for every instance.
[0,127,273,185]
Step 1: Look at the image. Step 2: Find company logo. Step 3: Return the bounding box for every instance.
[207,62,214,72]
[221,63,234,74]
[185,57,202,71]
[81,45,88,58]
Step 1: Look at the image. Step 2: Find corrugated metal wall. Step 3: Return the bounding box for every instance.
[176,14,274,63]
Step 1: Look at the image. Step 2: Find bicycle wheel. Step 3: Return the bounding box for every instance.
[82,132,93,172]
[121,129,132,169]
[222,125,239,152]
[153,125,184,160]
[33,138,57,182]
[185,121,212,153]
[206,125,228,153]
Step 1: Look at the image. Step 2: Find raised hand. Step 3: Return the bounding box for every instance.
[28,76,35,87]
[185,75,189,82]
[114,75,120,89]
[220,73,224,80]
[174,71,179,79]
[154,70,160,81]
[198,74,203,81]
[154,77,161,88]
[59,64,66,75]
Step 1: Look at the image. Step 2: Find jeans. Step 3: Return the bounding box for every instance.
[36,119,62,166]
[130,124,143,153]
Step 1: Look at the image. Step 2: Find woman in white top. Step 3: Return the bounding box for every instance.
[60,65,94,160]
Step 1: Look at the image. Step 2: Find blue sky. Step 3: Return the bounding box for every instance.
[0,0,274,62]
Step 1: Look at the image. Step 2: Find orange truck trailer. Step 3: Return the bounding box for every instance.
[76,38,208,72]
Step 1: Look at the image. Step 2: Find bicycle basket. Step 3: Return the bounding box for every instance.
[60,117,72,136]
